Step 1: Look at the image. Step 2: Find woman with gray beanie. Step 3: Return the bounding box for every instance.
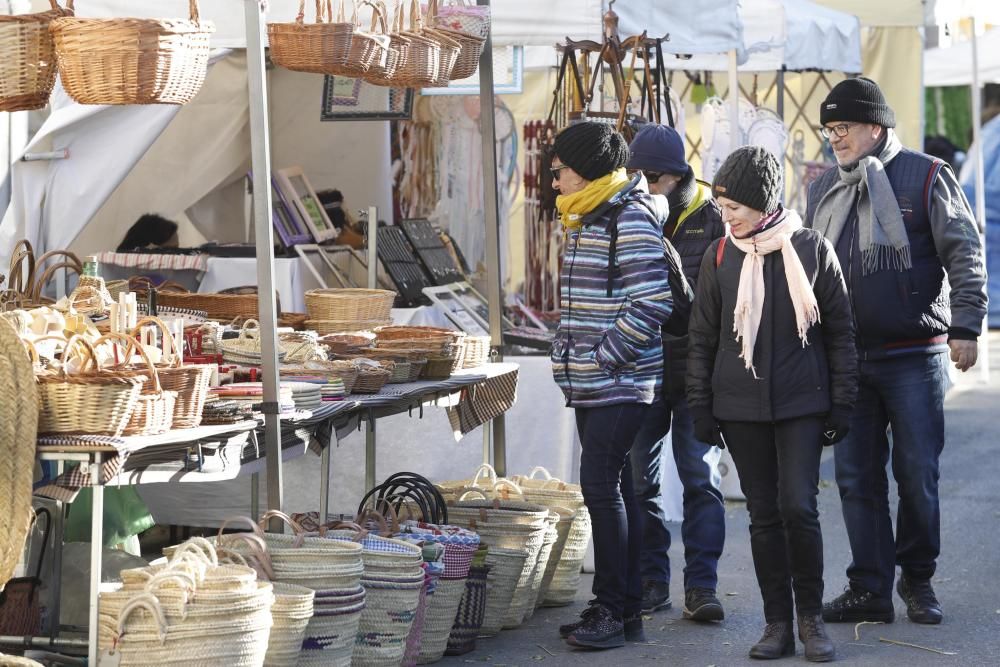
[686,146,858,662]
[548,121,674,650]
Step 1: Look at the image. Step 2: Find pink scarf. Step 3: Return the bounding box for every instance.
[727,209,820,376]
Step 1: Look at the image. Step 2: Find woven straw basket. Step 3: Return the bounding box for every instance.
[96,333,178,437]
[305,288,396,321]
[0,0,73,112]
[132,317,213,429]
[49,0,215,106]
[269,0,355,75]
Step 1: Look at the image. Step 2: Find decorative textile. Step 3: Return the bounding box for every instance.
[811,130,911,276]
[445,368,519,439]
[556,168,630,230]
[95,251,208,272]
[728,209,820,376]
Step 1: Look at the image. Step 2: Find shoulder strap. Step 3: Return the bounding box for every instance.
[923,158,945,214]
[606,197,659,298]
[715,238,726,267]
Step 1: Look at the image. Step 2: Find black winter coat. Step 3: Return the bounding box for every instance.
[686,224,858,423]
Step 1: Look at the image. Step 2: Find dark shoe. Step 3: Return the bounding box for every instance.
[640,580,672,613]
[822,585,895,623]
[683,587,725,622]
[797,614,836,662]
[624,613,646,642]
[748,621,795,660]
[897,576,943,625]
[565,603,625,650]
[558,601,598,639]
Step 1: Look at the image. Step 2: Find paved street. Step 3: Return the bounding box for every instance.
[441,334,1000,666]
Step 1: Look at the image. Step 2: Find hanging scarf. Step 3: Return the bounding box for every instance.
[556,168,631,230]
[811,129,910,275]
[728,208,820,377]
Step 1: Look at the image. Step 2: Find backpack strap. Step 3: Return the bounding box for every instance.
[923,158,945,214]
[715,238,726,268]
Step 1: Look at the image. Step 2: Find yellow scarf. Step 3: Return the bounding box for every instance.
[556,168,631,230]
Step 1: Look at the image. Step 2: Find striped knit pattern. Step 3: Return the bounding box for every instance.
[551,191,673,407]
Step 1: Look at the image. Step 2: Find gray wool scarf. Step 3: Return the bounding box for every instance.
[812,129,910,275]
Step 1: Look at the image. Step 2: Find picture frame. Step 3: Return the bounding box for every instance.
[320,76,414,121]
[423,281,516,335]
[275,167,339,243]
[294,244,394,290]
[271,177,313,247]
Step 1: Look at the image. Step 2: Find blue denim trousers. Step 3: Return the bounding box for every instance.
[834,352,947,598]
[629,399,726,591]
[576,402,649,617]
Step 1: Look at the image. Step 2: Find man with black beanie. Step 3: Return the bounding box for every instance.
[806,77,988,626]
[625,124,727,622]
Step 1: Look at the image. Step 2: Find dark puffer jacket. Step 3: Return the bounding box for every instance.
[686,217,858,423]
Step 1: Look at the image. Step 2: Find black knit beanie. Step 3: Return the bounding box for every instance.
[552,122,629,181]
[820,76,896,128]
[711,146,782,214]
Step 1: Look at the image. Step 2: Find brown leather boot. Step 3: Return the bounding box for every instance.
[749,621,794,660]
[797,614,835,662]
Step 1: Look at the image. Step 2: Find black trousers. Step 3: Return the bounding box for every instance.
[576,402,649,617]
[722,416,825,622]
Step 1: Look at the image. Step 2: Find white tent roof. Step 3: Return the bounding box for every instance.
[924,27,1000,86]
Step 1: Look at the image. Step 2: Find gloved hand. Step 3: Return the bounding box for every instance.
[823,405,853,446]
[693,413,726,449]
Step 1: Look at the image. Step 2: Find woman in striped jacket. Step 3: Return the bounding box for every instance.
[549,122,674,650]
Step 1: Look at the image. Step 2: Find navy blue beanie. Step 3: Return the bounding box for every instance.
[627,124,689,176]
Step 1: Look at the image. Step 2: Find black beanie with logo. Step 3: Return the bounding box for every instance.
[820,76,896,128]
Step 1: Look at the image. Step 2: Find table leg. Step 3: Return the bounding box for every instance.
[251,472,260,520]
[364,413,376,491]
[320,443,331,522]
[48,499,64,639]
[88,461,104,664]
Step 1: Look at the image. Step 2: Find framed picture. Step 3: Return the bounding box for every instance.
[275,167,339,243]
[423,281,515,335]
[294,244,394,291]
[271,178,312,247]
[320,76,414,121]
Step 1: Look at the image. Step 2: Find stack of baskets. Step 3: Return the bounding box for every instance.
[351,359,394,394]
[374,326,465,380]
[280,359,359,394]
[321,332,375,356]
[221,319,288,366]
[0,0,74,112]
[99,538,275,666]
[132,317,214,429]
[305,288,396,335]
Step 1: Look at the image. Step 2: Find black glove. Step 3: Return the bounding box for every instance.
[693,412,726,449]
[823,405,853,446]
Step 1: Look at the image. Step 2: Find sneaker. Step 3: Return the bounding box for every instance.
[683,587,725,622]
[640,580,672,613]
[897,576,943,625]
[822,585,895,623]
[624,612,646,642]
[565,603,625,650]
[559,601,598,639]
[797,614,835,662]
[748,621,795,660]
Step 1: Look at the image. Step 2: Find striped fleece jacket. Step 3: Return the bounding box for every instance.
[550,176,674,407]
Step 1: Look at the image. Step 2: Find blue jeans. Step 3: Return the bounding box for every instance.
[576,402,648,617]
[629,399,725,591]
[834,353,947,598]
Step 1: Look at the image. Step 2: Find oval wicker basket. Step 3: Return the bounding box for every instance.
[305,288,396,322]
[49,0,215,106]
[132,317,213,429]
[306,318,393,335]
[268,0,356,75]
[0,0,73,112]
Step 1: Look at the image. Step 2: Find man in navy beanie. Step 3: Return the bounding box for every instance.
[806,77,987,626]
[626,124,727,622]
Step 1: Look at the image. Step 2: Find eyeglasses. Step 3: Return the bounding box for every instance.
[550,164,569,181]
[820,123,855,139]
[642,171,663,183]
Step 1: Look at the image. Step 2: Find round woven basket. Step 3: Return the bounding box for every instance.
[49,0,215,106]
[0,0,73,112]
[305,288,396,321]
[0,320,39,593]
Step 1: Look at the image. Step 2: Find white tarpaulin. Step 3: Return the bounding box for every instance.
[924,28,1000,86]
[783,0,862,72]
[615,0,744,55]
[64,0,603,47]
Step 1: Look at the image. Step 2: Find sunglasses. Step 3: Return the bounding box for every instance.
[550,164,569,181]
[642,170,663,183]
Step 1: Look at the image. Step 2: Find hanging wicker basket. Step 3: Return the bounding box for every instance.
[0,0,73,112]
[49,0,215,106]
[268,0,356,75]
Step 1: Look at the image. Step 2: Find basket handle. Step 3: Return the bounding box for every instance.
[217,514,266,538]
[457,489,487,502]
[324,520,369,541]
[168,536,219,567]
[131,316,181,367]
[362,0,388,33]
[218,533,276,581]
[7,240,35,296]
[469,463,498,488]
[188,0,201,22]
[21,338,40,366]
[356,507,396,535]
[259,510,306,535]
[94,331,162,394]
[115,594,169,646]
[526,466,554,481]
[143,569,197,596]
[47,334,99,375]
[492,478,524,499]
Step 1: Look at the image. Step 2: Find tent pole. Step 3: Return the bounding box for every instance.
[776,69,785,120]
[969,18,990,384]
[728,50,741,152]
[477,0,506,475]
[245,0,285,524]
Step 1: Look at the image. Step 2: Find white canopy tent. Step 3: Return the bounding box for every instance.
[924,27,1000,86]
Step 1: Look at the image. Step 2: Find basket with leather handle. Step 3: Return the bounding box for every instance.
[49,0,215,105]
[0,0,73,112]
[0,508,50,641]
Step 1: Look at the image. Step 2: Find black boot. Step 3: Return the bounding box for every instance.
[748,621,795,660]
[683,587,725,622]
[558,601,598,639]
[797,614,835,662]
[822,585,895,623]
[897,575,943,625]
[640,580,671,613]
[564,603,625,650]
[623,612,646,642]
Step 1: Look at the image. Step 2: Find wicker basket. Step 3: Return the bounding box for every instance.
[281,360,359,394]
[34,336,144,437]
[305,288,396,322]
[96,333,177,437]
[49,0,215,106]
[421,1,461,86]
[421,356,455,380]
[374,325,462,342]
[132,317,213,429]
[461,335,490,368]
[306,318,392,335]
[351,364,391,393]
[436,26,483,80]
[363,0,408,87]
[320,333,375,355]
[434,0,490,39]
[394,0,443,87]
[268,0,355,75]
[0,0,73,112]
[331,0,392,78]
[142,289,259,323]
